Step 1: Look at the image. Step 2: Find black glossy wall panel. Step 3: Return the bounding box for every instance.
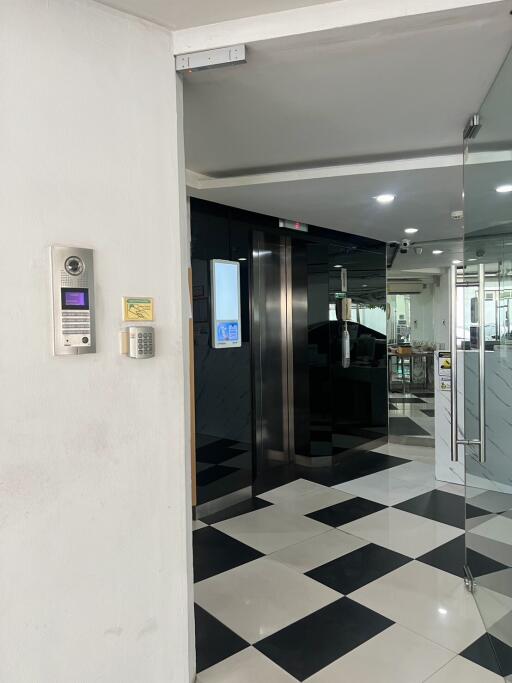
[191,198,387,507]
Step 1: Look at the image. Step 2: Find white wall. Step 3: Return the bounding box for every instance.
[0,1,193,681]
[410,285,434,343]
[433,270,450,349]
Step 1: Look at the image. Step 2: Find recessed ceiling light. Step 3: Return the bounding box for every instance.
[496,184,512,193]
[432,250,443,255]
[375,194,395,204]
[468,258,477,261]
[452,259,462,264]
[362,284,368,288]
[334,264,343,268]
[238,257,247,261]
[404,227,418,234]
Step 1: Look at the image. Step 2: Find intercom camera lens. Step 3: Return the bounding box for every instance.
[65,256,84,276]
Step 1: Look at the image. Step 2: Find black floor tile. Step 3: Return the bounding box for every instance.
[391,397,427,404]
[196,438,247,465]
[196,464,240,486]
[329,452,409,485]
[307,497,386,527]
[461,632,512,677]
[201,497,272,525]
[421,409,435,417]
[193,527,262,583]
[389,403,398,410]
[194,604,249,673]
[396,489,487,529]
[306,543,411,594]
[467,503,491,519]
[389,417,429,436]
[255,598,393,681]
[414,392,434,398]
[417,535,508,578]
[395,489,465,528]
[253,452,408,494]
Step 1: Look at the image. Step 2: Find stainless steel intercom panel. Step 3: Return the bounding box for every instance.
[50,246,96,355]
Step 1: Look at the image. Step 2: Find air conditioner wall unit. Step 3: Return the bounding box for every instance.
[388,282,425,294]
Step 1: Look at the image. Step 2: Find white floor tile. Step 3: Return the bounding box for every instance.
[195,558,341,644]
[193,519,207,531]
[213,505,331,554]
[372,442,435,463]
[466,489,512,513]
[350,561,486,653]
[409,416,435,436]
[258,478,353,515]
[268,529,368,573]
[197,648,296,683]
[339,508,462,558]
[305,624,454,683]
[473,583,512,635]
[425,656,503,682]
[471,513,512,546]
[435,482,465,497]
[489,609,512,650]
[333,461,439,506]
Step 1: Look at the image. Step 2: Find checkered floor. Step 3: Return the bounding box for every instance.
[193,445,510,682]
[389,392,435,444]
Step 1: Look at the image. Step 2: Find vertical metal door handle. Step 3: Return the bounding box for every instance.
[450,265,459,462]
[478,264,486,463]
[451,264,486,463]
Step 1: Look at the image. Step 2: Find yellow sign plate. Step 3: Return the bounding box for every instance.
[122,297,154,322]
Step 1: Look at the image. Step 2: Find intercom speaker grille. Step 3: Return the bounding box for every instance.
[60,271,89,288]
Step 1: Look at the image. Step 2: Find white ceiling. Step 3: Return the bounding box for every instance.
[97,0,332,29]
[183,7,511,176]
[192,165,464,243]
[183,5,512,272]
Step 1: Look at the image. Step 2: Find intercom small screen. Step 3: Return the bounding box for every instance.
[61,288,89,310]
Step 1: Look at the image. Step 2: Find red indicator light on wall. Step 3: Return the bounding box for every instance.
[279,219,309,233]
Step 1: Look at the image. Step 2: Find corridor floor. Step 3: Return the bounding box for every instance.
[193,444,506,682]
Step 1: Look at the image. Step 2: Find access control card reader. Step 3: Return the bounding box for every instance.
[51,246,96,355]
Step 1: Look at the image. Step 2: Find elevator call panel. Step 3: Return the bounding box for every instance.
[51,246,95,355]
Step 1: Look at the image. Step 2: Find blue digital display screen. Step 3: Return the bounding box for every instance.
[211,260,241,348]
[61,288,89,310]
[216,322,239,343]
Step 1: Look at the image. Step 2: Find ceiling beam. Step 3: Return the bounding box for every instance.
[186,153,462,190]
[173,0,504,55]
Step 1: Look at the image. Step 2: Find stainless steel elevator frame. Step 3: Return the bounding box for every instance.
[253,232,296,469]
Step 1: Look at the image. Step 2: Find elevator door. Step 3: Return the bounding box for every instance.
[253,232,295,479]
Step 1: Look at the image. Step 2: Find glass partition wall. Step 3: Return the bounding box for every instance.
[461,47,512,679]
[387,284,438,446]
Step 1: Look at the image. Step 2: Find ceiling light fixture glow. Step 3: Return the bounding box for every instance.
[375,194,395,204]
[496,184,512,193]
[432,250,443,255]
[404,228,419,234]
[334,264,343,268]
[452,260,462,264]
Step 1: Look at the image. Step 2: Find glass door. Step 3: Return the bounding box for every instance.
[462,47,512,679]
